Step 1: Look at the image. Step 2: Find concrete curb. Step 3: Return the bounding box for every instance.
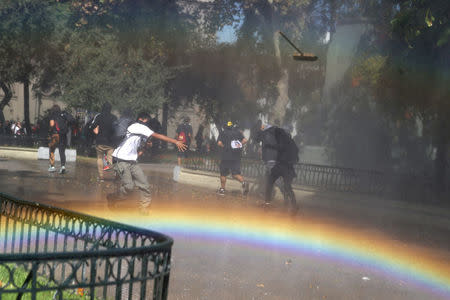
[0,146,77,162]
[0,146,38,160]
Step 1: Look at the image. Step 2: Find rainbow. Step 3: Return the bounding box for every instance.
[1,202,449,298]
[103,204,450,299]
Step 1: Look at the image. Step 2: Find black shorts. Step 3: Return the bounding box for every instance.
[177,147,189,158]
[220,160,241,176]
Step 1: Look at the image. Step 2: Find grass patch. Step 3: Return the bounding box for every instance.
[0,264,97,300]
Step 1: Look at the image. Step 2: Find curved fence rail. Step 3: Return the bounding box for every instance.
[0,193,173,300]
[183,157,435,200]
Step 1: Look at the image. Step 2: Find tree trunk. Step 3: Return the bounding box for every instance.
[271,31,290,125]
[161,102,169,149]
[23,80,31,136]
[0,81,13,112]
[271,68,289,125]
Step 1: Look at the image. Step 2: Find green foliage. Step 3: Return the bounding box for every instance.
[0,0,60,83]
[0,263,96,299]
[391,0,449,49]
[352,55,387,87]
[0,0,185,116]
[325,0,449,180]
[59,29,171,113]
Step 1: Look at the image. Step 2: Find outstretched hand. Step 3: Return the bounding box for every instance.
[176,141,187,152]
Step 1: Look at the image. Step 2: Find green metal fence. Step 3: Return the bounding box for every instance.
[183,157,436,200]
[0,193,173,300]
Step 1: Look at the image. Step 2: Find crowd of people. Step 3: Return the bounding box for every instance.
[0,116,85,148]
[0,120,29,136]
[44,103,186,215]
[2,104,300,214]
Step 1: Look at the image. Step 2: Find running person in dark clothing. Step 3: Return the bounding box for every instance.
[217,121,249,196]
[92,102,117,181]
[255,122,298,211]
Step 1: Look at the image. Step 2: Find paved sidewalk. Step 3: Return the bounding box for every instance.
[0,157,449,300]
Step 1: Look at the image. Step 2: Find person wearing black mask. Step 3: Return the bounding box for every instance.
[255,121,299,211]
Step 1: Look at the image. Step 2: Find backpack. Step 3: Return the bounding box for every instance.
[276,127,299,164]
[82,113,99,145]
[55,111,74,134]
[113,117,133,146]
[114,117,133,138]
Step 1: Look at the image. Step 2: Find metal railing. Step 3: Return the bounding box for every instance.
[183,157,435,199]
[0,193,173,300]
[0,135,47,148]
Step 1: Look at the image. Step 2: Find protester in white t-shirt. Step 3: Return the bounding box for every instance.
[109,112,186,215]
[11,122,21,135]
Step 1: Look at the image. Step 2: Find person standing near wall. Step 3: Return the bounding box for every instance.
[176,116,193,166]
[195,123,205,153]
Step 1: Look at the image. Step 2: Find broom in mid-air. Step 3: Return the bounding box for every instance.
[278,31,318,62]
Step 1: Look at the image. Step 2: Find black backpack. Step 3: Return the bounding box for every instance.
[275,127,299,164]
[82,113,99,146]
[113,117,133,139]
[55,111,75,134]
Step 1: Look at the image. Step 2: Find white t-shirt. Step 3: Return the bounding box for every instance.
[112,123,154,161]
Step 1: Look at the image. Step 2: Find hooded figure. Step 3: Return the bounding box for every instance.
[254,122,298,212]
[101,102,112,114]
[255,123,278,163]
[92,101,117,181]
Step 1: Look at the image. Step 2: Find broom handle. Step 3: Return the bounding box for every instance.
[278,31,304,55]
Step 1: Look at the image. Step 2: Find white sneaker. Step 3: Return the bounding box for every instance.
[59,166,66,174]
[48,166,56,172]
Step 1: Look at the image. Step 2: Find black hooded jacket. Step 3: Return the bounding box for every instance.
[92,102,117,146]
[255,126,279,162]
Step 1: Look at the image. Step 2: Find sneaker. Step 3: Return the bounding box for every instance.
[217,188,225,196]
[59,166,66,174]
[48,166,56,172]
[103,164,113,171]
[242,181,249,196]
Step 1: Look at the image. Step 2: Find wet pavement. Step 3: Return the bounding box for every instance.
[0,158,449,299]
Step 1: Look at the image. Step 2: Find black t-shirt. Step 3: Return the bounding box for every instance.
[218,128,245,161]
[92,112,117,146]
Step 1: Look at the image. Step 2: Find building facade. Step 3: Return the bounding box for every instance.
[1,83,65,124]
